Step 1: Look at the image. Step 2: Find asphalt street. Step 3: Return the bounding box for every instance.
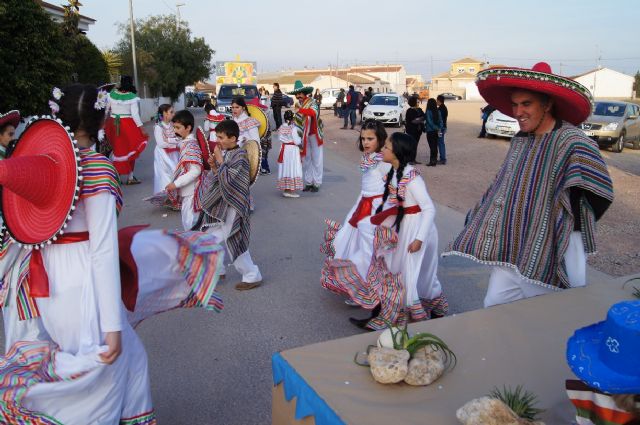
[0,108,612,424]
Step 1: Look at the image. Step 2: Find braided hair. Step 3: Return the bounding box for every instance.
[57,84,106,146]
[375,132,416,232]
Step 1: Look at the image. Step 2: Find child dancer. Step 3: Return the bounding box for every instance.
[204,109,225,150]
[276,110,303,198]
[320,120,390,306]
[231,96,260,147]
[193,120,263,291]
[153,104,180,195]
[350,132,448,330]
[165,110,203,230]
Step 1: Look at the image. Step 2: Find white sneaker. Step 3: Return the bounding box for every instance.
[282,192,300,198]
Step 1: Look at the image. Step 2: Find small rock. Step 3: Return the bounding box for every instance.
[456,397,545,425]
[368,347,409,384]
[404,346,446,386]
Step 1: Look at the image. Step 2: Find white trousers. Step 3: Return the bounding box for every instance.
[303,135,323,186]
[181,194,196,231]
[484,231,586,307]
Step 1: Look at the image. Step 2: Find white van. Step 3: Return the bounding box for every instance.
[319,88,345,109]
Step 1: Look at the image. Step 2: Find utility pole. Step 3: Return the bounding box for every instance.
[128,0,139,91]
[176,3,185,30]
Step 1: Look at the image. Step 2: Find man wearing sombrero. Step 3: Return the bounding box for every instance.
[288,80,324,192]
[444,62,614,307]
[0,110,20,159]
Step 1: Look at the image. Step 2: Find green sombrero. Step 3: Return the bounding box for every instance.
[287,80,313,95]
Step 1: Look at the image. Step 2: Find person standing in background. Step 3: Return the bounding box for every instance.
[436,94,448,165]
[335,88,346,118]
[271,82,284,129]
[343,85,358,130]
[404,96,424,164]
[424,98,442,166]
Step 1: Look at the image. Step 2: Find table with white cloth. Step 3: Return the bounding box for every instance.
[272,280,634,425]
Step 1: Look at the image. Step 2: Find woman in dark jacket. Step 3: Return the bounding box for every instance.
[404,96,425,163]
[424,98,443,166]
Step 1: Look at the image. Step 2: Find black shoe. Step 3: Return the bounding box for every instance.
[302,185,312,192]
[438,160,447,165]
[310,185,319,193]
[477,135,485,138]
[427,161,437,166]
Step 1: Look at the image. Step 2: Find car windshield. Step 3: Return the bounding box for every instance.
[218,86,258,99]
[593,102,626,117]
[369,96,398,106]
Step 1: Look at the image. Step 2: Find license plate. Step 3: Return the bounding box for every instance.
[584,130,595,136]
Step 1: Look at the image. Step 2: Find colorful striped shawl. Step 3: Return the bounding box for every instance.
[169,137,204,212]
[79,149,123,214]
[294,97,324,157]
[194,148,251,260]
[384,167,421,206]
[444,121,614,289]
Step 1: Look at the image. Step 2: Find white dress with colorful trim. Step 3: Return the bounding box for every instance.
[321,154,390,286]
[153,122,180,194]
[234,113,260,147]
[276,123,303,191]
[0,149,224,424]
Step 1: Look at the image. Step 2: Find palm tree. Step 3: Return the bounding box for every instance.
[102,49,123,83]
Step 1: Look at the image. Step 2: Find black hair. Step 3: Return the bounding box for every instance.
[215,119,240,140]
[204,102,215,114]
[427,98,440,126]
[156,104,172,123]
[349,85,354,90]
[119,75,136,93]
[283,109,294,124]
[0,122,15,134]
[231,96,250,116]
[436,94,445,103]
[57,84,106,145]
[172,109,194,132]
[358,120,386,152]
[375,132,416,232]
[408,96,418,108]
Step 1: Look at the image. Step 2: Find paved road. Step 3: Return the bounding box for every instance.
[601,147,640,176]
[0,108,613,424]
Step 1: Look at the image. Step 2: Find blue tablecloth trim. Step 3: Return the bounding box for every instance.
[272,352,346,425]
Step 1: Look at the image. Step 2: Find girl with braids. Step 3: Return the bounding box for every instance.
[231,96,260,147]
[350,132,447,330]
[152,103,180,195]
[321,120,391,309]
[0,84,224,423]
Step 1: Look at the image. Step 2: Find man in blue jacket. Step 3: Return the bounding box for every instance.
[342,85,359,130]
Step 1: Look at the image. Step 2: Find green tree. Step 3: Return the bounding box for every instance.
[0,0,71,115]
[115,15,214,99]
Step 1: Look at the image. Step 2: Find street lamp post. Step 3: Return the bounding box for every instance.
[128,0,139,91]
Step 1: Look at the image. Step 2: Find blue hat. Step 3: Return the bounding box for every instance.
[566,300,640,394]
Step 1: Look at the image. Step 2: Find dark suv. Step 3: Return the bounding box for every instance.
[216,84,259,117]
[185,91,211,107]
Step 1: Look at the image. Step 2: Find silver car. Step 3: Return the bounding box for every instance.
[579,101,640,153]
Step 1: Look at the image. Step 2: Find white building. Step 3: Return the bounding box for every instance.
[40,1,96,33]
[571,67,635,99]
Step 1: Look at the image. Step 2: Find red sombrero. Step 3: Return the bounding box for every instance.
[206,111,225,122]
[196,126,217,171]
[0,118,80,247]
[476,62,593,125]
[0,110,20,129]
[247,97,268,110]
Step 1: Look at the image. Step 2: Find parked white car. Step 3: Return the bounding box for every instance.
[362,94,406,127]
[320,88,344,109]
[486,110,519,138]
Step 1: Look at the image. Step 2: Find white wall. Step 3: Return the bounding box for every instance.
[574,68,634,98]
[464,82,482,100]
[139,94,185,123]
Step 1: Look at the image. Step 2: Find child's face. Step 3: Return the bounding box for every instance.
[216,132,238,150]
[163,108,175,122]
[173,122,191,139]
[0,125,16,147]
[231,103,243,118]
[360,129,379,154]
[381,138,396,164]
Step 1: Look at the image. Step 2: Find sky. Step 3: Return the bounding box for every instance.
[82,0,640,81]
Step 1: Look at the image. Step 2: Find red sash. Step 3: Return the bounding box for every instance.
[370,205,422,226]
[29,232,90,298]
[348,194,383,227]
[277,142,296,163]
[164,147,179,153]
[118,225,150,311]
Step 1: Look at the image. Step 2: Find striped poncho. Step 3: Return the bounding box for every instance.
[294,96,324,157]
[194,147,251,260]
[444,120,614,290]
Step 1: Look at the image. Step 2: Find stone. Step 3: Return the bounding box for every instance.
[368,347,410,384]
[456,397,545,425]
[403,346,446,386]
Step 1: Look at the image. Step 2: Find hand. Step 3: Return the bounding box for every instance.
[213,145,224,164]
[99,331,122,364]
[408,239,422,253]
[165,182,177,192]
[207,155,217,169]
[139,127,149,138]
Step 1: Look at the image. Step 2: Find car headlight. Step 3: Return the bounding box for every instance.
[387,110,398,116]
[602,122,619,131]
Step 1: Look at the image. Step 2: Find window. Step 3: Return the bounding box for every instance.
[468,67,475,73]
[457,67,465,74]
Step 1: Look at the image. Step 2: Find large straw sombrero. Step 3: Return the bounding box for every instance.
[247,104,268,139]
[0,117,80,247]
[476,62,593,125]
[287,80,313,96]
[243,139,262,186]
